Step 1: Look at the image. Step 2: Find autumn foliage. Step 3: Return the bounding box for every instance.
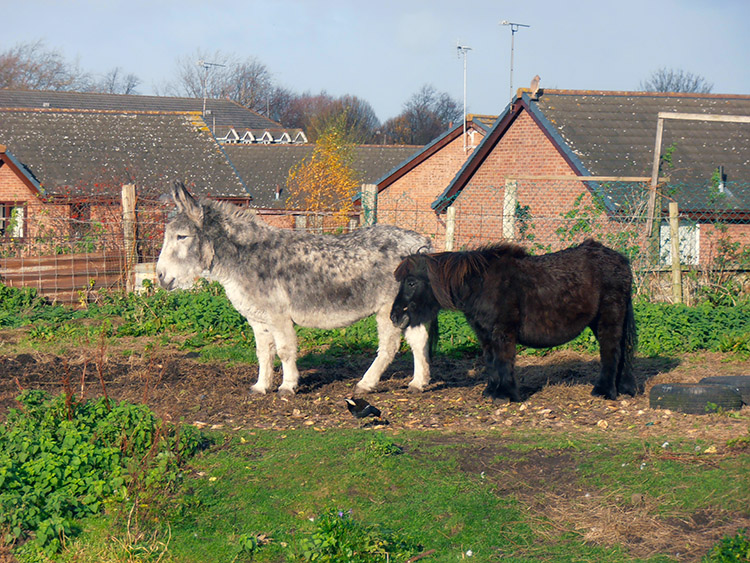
[285,116,361,227]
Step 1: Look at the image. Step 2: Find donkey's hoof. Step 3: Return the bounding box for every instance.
[354,383,374,395]
[407,384,424,394]
[278,387,296,398]
[250,386,267,396]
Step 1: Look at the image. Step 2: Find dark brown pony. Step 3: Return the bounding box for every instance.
[390,239,638,401]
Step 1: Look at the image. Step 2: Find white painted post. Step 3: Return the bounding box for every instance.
[669,202,682,304]
[503,179,518,241]
[121,183,137,292]
[445,205,456,251]
[361,184,378,226]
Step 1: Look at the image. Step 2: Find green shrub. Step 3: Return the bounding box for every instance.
[298,508,422,562]
[0,390,208,556]
[703,528,750,562]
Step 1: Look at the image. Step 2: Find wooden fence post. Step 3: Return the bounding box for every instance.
[361,184,378,226]
[121,184,136,292]
[669,201,682,304]
[445,205,456,251]
[503,179,518,241]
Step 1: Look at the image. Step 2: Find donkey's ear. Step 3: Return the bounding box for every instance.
[172,181,203,228]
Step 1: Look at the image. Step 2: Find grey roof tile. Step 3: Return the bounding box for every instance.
[0,88,281,132]
[0,109,249,199]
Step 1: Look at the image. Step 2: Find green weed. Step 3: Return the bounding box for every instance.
[0,390,209,557]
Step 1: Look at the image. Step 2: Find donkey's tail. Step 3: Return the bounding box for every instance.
[428,315,440,361]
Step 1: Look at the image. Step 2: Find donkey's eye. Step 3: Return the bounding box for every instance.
[176,234,189,241]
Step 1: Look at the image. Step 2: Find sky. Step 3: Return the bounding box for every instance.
[2,0,749,123]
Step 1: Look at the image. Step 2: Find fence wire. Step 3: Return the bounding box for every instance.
[1,181,748,305]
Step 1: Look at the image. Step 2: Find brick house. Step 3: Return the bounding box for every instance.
[0,108,249,241]
[377,91,749,267]
[0,108,249,301]
[373,114,496,247]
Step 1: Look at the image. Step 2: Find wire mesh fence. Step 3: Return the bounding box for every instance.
[377,178,750,305]
[0,192,165,305]
[1,180,748,306]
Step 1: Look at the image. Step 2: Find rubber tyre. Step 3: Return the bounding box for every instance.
[649,383,743,415]
[698,375,750,404]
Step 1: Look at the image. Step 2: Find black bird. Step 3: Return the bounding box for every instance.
[345,398,381,419]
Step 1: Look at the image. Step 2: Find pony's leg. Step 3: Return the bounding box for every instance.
[354,309,401,394]
[250,324,277,395]
[483,333,521,402]
[591,316,621,400]
[404,323,431,392]
[273,319,300,397]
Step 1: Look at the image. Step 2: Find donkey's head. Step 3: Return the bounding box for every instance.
[156,182,216,290]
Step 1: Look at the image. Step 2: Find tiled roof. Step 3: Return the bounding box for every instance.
[529,90,750,184]
[0,88,281,132]
[224,144,421,208]
[0,109,249,199]
[436,90,750,213]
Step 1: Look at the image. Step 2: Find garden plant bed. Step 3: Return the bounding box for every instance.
[1,330,749,562]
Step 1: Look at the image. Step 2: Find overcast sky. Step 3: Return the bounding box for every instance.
[3,0,748,123]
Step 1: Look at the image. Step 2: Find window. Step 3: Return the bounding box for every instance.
[70,202,92,240]
[0,203,25,238]
[660,221,700,266]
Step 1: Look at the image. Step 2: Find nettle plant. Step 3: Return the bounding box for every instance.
[0,389,208,557]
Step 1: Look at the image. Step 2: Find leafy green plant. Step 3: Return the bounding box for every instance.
[298,509,422,562]
[364,433,403,458]
[703,528,750,562]
[0,390,209,556]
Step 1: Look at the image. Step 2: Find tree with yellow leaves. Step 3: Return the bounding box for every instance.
[285,113,361,229]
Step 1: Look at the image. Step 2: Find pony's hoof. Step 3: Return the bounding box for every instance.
[617,380,639,397]
[591,386,617,401]
[407,384,424,394]
[250,386,267,396]
[278,387,296,398]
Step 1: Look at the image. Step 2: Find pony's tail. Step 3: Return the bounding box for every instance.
[621,296,637,380]
[428,315,440,361]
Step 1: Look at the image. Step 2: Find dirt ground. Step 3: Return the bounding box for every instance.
[1,329,749,561]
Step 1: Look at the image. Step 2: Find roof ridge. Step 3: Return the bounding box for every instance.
[0,107,203,116]
[532,89,750,100]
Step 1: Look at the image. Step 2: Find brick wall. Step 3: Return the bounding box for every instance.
[378,130,482,249]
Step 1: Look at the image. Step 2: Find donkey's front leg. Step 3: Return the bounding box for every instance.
[404,323,431,392]
[273,319,300,397]
[354,309,401,394]
[250,324,276,395]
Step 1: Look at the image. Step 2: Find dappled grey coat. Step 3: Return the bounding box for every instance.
[156,182,433,396]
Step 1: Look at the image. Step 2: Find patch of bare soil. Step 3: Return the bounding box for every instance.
[1,333,748,561]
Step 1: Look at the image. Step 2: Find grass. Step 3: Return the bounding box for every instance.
[33,428,748,563]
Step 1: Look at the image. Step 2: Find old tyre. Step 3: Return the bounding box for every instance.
[698,376,750,404]
[649,383,743,415]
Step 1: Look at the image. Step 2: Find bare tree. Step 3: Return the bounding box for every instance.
[279,92,380,143]
[640,67,713,93]
[95,67,141,94]
[0,39,90,91]
[167,49,275,114]
[382,84,461,145]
